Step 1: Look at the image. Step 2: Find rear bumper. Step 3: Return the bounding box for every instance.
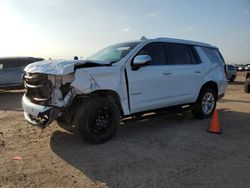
[22,94,60,128]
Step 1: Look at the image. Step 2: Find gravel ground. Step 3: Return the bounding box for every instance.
[0,74,249,188]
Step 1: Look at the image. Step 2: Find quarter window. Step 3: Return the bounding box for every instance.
[201,47,224,64]
[137,42,166,65]
[164,43,198,65]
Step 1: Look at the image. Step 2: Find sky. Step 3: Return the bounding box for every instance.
[0,0,249,64]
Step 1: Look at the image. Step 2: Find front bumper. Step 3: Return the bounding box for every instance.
[22,94,60,128]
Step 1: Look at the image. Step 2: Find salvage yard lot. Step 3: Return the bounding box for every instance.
[0,74,250,188]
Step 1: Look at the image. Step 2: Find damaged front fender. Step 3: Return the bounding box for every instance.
[70,69,101,93]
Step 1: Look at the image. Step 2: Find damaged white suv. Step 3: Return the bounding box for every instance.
[22,37,227,144]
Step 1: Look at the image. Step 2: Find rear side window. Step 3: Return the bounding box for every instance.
[0,60,23,69]
[164,43,198,65]
[201,47,224,64]
[137,42,166,65]
[0,61,14,68]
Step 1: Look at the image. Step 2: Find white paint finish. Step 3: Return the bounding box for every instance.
[70,70,94,93]
[126,64,204,113]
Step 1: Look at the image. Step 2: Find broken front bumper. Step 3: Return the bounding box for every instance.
[22,94,60,128]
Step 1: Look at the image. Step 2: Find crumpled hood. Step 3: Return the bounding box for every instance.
[24,59,111,75]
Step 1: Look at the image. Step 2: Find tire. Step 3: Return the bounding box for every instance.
[56,115,65,123]
[229,75,235,82]
[245,80,250,93]
[192,87,217,119]
[74,97,120,144]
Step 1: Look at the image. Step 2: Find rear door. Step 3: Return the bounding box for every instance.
[163,43,204,103]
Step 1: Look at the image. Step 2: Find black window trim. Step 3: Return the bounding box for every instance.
[131,41,203,68]
[190,46,201,64]
[131,42,167,67]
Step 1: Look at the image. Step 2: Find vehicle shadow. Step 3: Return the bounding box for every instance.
[228,81,245,85]
[56,121,76,134]
[0,89,24,111]
[220,98,250,104]
[50,109,250,187]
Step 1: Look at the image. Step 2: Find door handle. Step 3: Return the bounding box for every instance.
[162,72,171,76]
[194,70,201,74]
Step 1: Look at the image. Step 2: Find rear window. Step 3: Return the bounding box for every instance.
[201,47,224,64]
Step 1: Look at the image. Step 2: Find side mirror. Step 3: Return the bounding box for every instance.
[132,55,151,70]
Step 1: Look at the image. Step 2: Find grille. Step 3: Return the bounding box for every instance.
[24,73,52,105]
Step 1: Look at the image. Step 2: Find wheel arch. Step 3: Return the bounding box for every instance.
[90,89,124,116]
[198,81,218,100]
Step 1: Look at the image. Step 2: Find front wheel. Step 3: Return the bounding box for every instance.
[74,97,120,144]
[192,88,217,119]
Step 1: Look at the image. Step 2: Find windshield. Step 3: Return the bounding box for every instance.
[87,42,140,63]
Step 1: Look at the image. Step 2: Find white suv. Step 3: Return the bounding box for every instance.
[22,37,227,144]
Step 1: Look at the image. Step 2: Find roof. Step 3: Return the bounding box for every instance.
[152,37,215,48]
[118,37,215,48]
[123,37,214,48]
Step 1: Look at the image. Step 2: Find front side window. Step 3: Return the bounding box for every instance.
[165,43,197,65]
[88,42,140,63]
[137,42,166,65]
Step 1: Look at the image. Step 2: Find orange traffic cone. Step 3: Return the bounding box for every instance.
[207,109,222,134]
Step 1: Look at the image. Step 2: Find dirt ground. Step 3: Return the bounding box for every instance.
[0,73,250,188]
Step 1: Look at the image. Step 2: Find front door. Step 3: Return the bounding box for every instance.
[127,42,180,113]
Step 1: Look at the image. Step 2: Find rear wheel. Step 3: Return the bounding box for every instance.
[229,75,236,82]
[192,88,217,119]
[245,79,250,93]
[74,97,120,144]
